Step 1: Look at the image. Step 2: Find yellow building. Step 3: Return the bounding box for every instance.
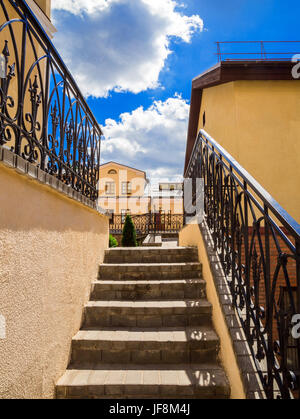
[184,60,300,222]
[150,182,184,215]
[99,161,149,217]
[99,162,184,218]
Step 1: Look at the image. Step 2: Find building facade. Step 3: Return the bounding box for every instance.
[99,161,184,218]
[98,161,149,218]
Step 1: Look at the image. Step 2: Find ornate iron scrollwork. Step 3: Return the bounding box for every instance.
[185,129,300,399]
[0,0,102,201]
[109,213,184,236]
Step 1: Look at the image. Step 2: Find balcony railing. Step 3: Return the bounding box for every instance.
[0,0,102,201]
[185,129,300,399]
[110,213,184,236]
[216,41,300,62]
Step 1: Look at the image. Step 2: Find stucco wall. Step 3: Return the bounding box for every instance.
[197,80,300,223]
[179,223,246,399]
[0,164,109,399]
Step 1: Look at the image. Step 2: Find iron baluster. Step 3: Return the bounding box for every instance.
[0,0,102,201]
[184,129,300,399]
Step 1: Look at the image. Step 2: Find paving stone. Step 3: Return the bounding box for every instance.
[104,247,199,264]
[57,365,230,399]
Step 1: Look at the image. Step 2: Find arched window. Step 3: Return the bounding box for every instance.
[108,169,117,175]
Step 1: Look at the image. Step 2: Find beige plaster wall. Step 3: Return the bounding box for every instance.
[197,80,300,223]
[179,223,246,399]
[0,164,109,399]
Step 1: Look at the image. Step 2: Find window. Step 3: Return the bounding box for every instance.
[108,169,117,175]
[159,183,183,191]
[203,111,206,127]
[122,182,132,195]
[121,209,130,223]
[105,182,115,195]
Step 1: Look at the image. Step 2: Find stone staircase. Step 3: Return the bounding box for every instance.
[56,247,230,399]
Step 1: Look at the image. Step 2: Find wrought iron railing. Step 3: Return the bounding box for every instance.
[110,213,184,236]
[185,129,300,399]
[0,0,102,201]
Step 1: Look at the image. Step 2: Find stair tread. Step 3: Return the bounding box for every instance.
[86,299,211,308]
[107,247,193,251]
[56,246,229,399]
[93,279,205,285]
[73,327,218,344]
[101,262,201,267]
[57,364,229,389]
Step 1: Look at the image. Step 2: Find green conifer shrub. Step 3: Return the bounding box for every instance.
[121,215,137,247]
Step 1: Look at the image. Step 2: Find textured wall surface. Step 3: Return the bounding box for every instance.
[179,223,246,399]
[0,164,109,399]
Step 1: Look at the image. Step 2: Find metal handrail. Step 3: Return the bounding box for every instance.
[199,130,300,239]
[14,0,102,134]
[0,0,102,201]
[185,129,300,399]
[216,40,300,62]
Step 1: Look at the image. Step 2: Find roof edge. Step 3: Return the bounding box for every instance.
[184,60,299,175]
[100,161,147,177]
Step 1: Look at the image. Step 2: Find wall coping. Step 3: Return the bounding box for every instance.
[0,146,107,217]
[27,0,57,39]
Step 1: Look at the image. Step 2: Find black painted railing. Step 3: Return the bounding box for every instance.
[0,0,102,200]
[185,129,300,399]
[110,213,184,236]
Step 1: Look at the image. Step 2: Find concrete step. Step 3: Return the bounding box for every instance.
[84,300,212,328]
[104,247,199,264]
[98,263,202,281]
[91,279,206,301]
[56,364,230,399]
[70,327,219,365]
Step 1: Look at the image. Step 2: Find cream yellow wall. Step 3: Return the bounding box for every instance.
[151,198,184,215]
[34,0,51,18]
[0,163,109,399]
[179,223,246,399]
[99,163,147,214]
[198,80,300,223]
[99,196,150,215]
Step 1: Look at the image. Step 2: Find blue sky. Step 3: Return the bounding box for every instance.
[51,0,300,179]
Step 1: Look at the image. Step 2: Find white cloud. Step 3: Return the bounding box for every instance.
[52,0,119,15]
[52,0,203,97]
[101,94,189,178]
